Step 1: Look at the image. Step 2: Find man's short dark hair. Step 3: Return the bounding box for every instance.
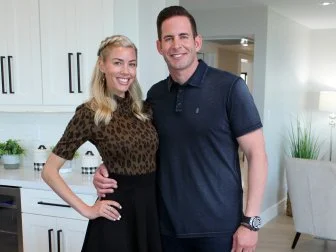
[156,6,198,40]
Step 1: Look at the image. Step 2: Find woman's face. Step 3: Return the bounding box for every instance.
[100,46,137,97]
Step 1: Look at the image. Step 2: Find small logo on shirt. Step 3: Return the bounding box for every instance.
[195,107,199,114]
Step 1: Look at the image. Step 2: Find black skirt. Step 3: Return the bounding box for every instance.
[82,172,162,252]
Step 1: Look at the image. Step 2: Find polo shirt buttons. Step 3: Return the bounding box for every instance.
[175,87,185,112]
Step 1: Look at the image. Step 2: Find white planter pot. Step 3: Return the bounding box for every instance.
[2,154,21,169]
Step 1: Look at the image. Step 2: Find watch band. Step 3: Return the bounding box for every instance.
[241,215,261,231]
[240,222,256,231]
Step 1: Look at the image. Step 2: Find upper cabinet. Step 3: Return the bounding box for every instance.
[0,0,167,111]
[0,0,42,105]
[40,0,113,106]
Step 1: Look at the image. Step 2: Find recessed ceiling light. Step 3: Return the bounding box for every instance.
[320,1,335,6]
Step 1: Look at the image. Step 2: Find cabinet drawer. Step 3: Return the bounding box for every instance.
[21,188,97,220]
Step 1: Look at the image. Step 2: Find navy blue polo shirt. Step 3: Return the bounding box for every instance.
[147,60,262,238]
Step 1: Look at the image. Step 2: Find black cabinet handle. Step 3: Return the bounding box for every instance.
[68,53,74,93]
[8,56,14,93]
[1,56,6,94]
[48,229,53,252]
[77,52,82,93]
[57,230,62,252]
[37,201,71,208]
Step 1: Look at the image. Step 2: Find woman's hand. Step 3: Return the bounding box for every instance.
[84,199,122,221]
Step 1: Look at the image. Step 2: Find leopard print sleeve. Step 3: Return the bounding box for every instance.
[53,104,94,160]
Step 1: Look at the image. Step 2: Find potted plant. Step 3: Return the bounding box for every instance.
[285,117,321,216]
[0,139,26,169]
[288,117,321,160]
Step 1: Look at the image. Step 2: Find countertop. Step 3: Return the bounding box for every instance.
[0,165,96,195]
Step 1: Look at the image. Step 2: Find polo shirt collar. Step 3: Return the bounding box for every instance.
[168,60,208,91]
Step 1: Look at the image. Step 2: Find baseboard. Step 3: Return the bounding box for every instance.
[261,197,287,226]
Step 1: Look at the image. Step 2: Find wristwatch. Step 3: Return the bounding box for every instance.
[241,215,262,231]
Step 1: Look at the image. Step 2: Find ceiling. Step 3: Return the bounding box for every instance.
[180,0,336,29]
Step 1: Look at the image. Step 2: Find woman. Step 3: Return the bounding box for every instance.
[42,35,161,252]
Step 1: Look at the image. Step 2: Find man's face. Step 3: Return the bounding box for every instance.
[156,16,202,75]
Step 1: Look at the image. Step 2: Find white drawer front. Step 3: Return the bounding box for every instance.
[21,188,97,220]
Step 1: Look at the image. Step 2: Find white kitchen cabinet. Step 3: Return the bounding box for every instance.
[21,188,96,252]
[0,0,167,111]
[0,0,42,105]
[22,214,87,252]
[57,217,88,251]
[22,214,56,252]
[40,0,114,106]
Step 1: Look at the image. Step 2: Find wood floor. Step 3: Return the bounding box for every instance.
[257,215,336,252]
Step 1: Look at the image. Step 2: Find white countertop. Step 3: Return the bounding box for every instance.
[0,165,96,195]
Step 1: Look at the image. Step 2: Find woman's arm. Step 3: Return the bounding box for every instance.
[42,153,122,221]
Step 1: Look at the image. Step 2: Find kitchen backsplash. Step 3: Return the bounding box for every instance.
[0,112,99,167]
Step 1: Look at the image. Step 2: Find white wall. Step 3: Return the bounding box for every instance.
[263,9,311,215]
[308,29,336,161]
[309,29,336,91]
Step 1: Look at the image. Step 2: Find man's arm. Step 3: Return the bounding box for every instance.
[232,128,268,251]
[238,128,268,217]
[93,164,118,197]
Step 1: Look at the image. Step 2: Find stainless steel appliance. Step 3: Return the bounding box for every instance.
[0,185,23,252]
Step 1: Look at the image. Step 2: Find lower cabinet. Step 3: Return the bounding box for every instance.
[22,213,87,252]
[20,188,96,252]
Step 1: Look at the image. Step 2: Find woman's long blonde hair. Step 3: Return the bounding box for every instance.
[88,35,148,125]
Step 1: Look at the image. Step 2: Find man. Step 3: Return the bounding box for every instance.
[94,6,267,252]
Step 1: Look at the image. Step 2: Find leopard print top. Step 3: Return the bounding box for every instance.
[53,94,158,175]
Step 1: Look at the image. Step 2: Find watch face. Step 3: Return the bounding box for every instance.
[251,216,262,229]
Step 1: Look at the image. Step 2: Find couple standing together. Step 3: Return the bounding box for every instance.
[42,5,268,252]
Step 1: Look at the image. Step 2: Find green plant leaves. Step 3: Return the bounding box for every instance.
[288,118,320,160]
[0,139,25,155]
